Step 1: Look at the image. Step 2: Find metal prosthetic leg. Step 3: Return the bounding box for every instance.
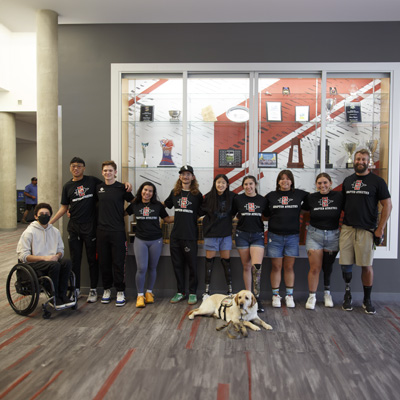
[220,258,232,295]
[204,257,215,295]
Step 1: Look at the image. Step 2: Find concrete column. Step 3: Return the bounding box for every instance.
[36,10,59,210]
[0,113,17,231]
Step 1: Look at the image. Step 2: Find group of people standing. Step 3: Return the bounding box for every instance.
[162,149,391,316]
[17,149,392,316]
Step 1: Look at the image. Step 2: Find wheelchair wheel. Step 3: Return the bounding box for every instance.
[6,263,40,316]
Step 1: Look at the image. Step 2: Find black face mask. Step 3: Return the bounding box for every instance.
[38,215,51,225]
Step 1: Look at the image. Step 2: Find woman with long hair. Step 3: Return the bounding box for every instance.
[232,175,268,312]
[201,174,236,297]
[302,173,343,309]
[126,181,173,308]
[265,170,308,308]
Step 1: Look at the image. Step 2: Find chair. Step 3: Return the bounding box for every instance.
[6,262,78,319]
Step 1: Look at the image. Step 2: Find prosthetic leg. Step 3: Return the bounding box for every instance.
[220,258,233,295]
[252,264,264,312]
[204,257,215,297]
[341,264,353,311]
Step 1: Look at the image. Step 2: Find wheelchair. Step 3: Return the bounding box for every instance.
[6,262,78,319]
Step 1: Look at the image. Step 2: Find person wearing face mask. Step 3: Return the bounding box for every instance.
[16,203,73,306]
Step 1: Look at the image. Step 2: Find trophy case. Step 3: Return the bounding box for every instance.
[256,74,390,195]
[121,76,184,202]
[121,75,251,200]
[112,63,399,258]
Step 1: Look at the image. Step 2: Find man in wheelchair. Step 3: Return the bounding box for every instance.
[16,202,73,307]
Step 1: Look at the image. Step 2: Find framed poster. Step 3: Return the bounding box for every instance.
[266,102,282,122]
[295,106,310,122]
[219,149,242,168]
[258,152,278,168]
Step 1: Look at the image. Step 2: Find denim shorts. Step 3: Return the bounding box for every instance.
[306,225,339,252]
[266,231,299,258]
[235,230,265,249]
[204,236,233,251]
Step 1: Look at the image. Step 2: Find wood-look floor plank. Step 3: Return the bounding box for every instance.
[1,225,400,399]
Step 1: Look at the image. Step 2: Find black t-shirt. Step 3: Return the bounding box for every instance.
[265,189,308,235]
[126,201,168,241]
[303,191,344,230]
[96,181,134,232]
[202,191,236,238]
[232,194,268,233]
[164,189,203,240]
[342,172,391,230]
[61,175,102,224]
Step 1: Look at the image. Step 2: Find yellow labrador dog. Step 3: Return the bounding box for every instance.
[188,290,272,331]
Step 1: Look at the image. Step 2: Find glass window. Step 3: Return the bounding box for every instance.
[121,75,183,202]
[187,75,250,194]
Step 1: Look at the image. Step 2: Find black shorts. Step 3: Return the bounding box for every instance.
[26,204,36,211]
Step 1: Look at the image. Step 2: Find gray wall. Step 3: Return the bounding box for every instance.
[58,22,400,297]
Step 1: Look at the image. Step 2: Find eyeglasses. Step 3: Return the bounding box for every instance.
[70,164,84,169]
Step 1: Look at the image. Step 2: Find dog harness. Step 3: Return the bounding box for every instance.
[218,296,234,321]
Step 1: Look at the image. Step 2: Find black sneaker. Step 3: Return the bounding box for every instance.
[257,298,264,313]
[363,299,376,315]
[342,290,353,311]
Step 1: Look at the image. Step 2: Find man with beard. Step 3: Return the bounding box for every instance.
[339,149,392,314]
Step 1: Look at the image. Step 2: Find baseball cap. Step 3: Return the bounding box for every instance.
[179,165,194,174]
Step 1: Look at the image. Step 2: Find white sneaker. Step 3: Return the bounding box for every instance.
[285,295,296,308]
[101,289,112,304]
[272,295,282,308]
[324,291,334,308]
[306,294,316,310]
[87,289,98,303]
[116,291,126,307]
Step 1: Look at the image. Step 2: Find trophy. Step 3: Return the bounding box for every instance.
[158,139,175,167]
[342,142,358,169]
[326,98,336,122]
[315,139,333,169]
[287,137,304,168]
[169,110,181,122]
[141,142,149,168]
[366,139,378,169]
